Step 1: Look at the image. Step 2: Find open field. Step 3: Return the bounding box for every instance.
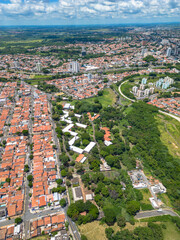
[84,88,117,107]
[139,189,152,204]
[68,187,73,204]
[30,235,49,240]
[79,221,148,240]
[162,222,180,240]
[26,75,52,85]
[156,114,180,158]
[5,39,43,44]
[120,81,135,100]
[79,220,180,240]
[158,193,173,208]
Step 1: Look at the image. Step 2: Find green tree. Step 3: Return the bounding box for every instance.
[105,228,114,239]
[81,235,88,240]
[60,198,66,207]
[61,169,68,177]
[15,217,22,224]
[126,200,140,216]
[27,175,33,182]
[104,208,116,226]
[22,130,29,136]
[117,216,126,228]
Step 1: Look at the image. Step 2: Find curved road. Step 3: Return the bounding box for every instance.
[118,80,135,102]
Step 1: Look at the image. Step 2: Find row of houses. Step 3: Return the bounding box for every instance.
[0,223,22,240]
[30,212,67,239]
[31,90,61,211]
[0,83,31,218]
[148,97,180,116]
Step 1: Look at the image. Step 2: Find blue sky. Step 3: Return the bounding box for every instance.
[0,0,179,25]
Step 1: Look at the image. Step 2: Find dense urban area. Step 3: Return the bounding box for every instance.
[0,25,179,240]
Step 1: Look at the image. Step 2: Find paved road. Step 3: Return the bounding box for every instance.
[118,80,136,102]
[159,110,180,122]
[135,209,179,219]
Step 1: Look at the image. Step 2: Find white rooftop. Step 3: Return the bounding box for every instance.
[84,142,96,153]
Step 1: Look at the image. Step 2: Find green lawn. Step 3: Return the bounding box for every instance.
[30,74,51,79]
[121,81,136,100]
[139,189,152,204]
[162,222,180,240]
[68,187,73,204]
[6,39,43,44]
[30,236,49,240]
[156,114,180,158]
[84,88,117,108]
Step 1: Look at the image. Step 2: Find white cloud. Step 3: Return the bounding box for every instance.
[0,0,179,22]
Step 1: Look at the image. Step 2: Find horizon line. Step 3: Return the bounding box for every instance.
[0,22,180,27]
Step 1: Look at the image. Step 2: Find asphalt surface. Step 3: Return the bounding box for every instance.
[118,80,135,102]
[135,209,179,219]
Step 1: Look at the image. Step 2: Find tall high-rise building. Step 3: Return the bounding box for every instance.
[81,46,86,56]
[140,84,145,90]
[150,87,155,94]
[36,61,42,72]
[174,46,179,56]
[141,78,147,85]
[69,61,80,73]
[88,73,92,81]
[137,90,144,98]
[144,89,150,96]
[132,86,138,94]
[13,61,20,69]
[166,47,172,57]
[141,47,147,57]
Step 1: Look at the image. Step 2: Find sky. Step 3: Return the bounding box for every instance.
[0,0,179,26]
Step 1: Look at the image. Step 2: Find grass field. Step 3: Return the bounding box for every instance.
[79,221,148,240]
[158,193,173,208]
[30,75,51,79]
[26,75,52,85]
[30,236,49,240]
[139,189,152,204]
[162,222,180,240]
[84,88,117,107]
[68,187,73,204]
[6,39,43,44]
[156,114,180,158]
[79,220,180,240]
[120,81,136,100]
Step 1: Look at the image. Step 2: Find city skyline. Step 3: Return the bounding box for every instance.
[0,0,179,26]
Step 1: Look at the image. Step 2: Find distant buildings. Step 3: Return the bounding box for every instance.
[132,76,174,99]
[156,76,174,89]
[36,61,41,72]
[81,46,86,56]
[137,90,144,98]
[141,47,147,57]
[132,86,138,94]
[144,88,150,96]
[141,78,147,85]
[140,84,145,90]
[69,61,80,73]
[166,47,172,57]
